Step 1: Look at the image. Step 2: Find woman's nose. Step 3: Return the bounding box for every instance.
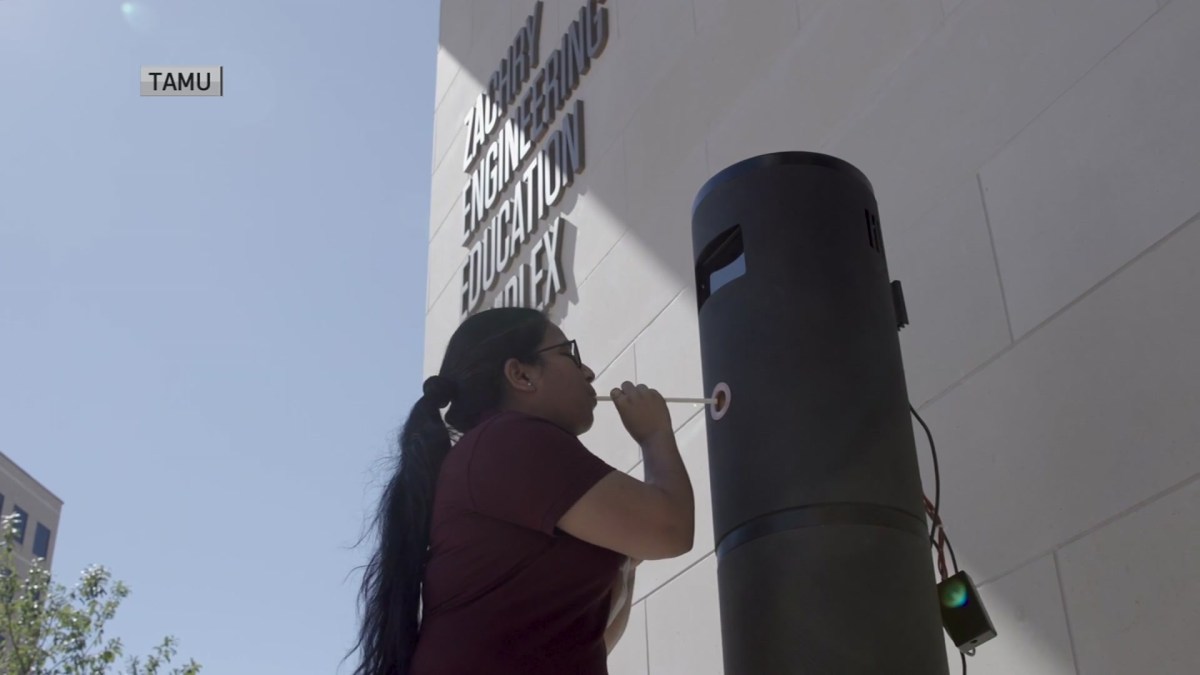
[583,365,596,382]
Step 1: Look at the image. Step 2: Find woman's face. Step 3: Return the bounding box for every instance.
[508,324,597,434]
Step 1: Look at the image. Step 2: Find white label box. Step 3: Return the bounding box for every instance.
[141,66,223,97]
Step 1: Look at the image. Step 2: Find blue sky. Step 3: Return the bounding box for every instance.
[0,1,437,671]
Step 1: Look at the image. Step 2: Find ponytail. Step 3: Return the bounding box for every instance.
[349,308,550,675]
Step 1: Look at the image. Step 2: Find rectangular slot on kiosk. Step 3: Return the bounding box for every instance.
[696,225,745,311]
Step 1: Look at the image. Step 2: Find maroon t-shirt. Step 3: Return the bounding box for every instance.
[409,409,623,675]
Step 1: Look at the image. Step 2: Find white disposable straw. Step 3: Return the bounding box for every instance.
[596,395,717,405]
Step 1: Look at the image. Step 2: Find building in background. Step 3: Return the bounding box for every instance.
[1,450,62,574]
[426,1,1200,673]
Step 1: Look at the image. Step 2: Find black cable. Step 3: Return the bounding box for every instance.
[911,404,940,545]
[944,530,960,574]
[911,405,967,674]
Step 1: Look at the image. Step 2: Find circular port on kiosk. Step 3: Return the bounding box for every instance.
[711,382,731,421]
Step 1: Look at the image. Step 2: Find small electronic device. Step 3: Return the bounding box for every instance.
[938,570,997,653]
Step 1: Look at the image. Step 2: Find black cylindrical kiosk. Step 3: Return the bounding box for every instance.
[691,152,948,674]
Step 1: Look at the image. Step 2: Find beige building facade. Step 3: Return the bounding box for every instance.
[425,0,1200,672]
[1,451,62,574]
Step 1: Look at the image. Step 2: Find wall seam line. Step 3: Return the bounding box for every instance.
[975,469,1200,587]
[636,549,716,605]
[974,3,1162,190]
[917,210,1200,411]
[1053,550,1085,675]
[643,600,652,674]
[977,171,1016,344]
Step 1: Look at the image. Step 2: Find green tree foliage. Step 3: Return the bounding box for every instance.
[0,514,201,675]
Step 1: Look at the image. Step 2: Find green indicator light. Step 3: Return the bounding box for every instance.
[941,580,969,609]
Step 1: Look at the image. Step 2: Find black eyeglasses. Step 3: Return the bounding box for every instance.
[535,339,583,369]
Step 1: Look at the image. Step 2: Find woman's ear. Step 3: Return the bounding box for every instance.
[503,357,538,391]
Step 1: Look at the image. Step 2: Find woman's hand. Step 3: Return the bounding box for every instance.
[606,557,637,626]
[610,382,673,445]
[605,557,639,652]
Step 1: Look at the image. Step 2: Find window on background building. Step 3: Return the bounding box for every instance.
[33,524,51,559]
[33,521,51,557]
[13,506,27,545]
[0,491,5,513]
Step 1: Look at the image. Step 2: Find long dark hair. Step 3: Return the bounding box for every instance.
[349,307,551,675]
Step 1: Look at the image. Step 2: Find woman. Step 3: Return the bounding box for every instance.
[351,307,696,675]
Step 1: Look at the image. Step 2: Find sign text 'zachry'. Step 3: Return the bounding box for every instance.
[459,0,609,318]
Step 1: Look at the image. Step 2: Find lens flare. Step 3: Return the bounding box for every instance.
[119,2,157,32]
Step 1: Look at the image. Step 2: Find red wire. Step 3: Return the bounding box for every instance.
[924,496,950,581]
